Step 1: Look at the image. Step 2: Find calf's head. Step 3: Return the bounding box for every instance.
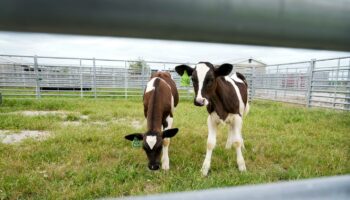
[175,62,233,106]
[125,128,178,170]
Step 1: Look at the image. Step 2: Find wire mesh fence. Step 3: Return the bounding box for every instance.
[0,54,349,111]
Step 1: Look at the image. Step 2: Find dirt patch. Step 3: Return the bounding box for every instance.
[13,110,70,117]
[91,121,108,126]
[131,120,143,129]
[59,117,142,128]
[62,121,82,126]
[62,121,106,126]
[80,115,89,120]
[12,110,89,121]
[143,181,160,193]
[0,130,50,144]
[113,118,144,129]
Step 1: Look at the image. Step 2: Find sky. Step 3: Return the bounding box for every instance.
[0,31,349,65]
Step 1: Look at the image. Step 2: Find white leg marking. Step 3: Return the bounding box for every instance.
[228,114,246,172]
[201,113,219,176]
[162,115,173,170]
[225,114,236,149]
[225,121,234,150]
[162,138,170,170]
[244,102,250,116]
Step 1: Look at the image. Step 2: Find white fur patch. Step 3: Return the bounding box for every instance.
[231,72,244,83]
[195,63,210,105]
[145,78,157,93]
[225,77,245,116]
[165,115,173,130]
[146,135,157,149]
[210,112,222,124]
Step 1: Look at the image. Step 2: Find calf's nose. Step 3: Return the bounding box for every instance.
[195,97,206,106]
[148,164,160,170]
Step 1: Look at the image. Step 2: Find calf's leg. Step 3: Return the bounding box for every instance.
[230,114,246,172]
[201,114,219,176]
[161,115,173,170]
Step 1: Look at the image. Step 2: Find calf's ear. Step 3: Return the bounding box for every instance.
[125,133,144,141]
[175,65,194,76]
[215,63,233,77]
[162,128,179,138]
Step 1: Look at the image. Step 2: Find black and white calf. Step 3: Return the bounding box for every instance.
[175,62,249,176]
[125,72,179,170]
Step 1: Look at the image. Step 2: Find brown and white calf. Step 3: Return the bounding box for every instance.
[175,62,249,176]
[125,71,179,170]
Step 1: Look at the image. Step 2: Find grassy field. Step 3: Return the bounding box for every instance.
[0,98,349,199]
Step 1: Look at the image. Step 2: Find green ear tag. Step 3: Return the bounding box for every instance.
[180,70,191,86]
[132,138,142,148]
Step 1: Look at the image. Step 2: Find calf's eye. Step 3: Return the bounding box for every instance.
[207,79,213,86]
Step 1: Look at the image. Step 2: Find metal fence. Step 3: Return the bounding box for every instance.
[250,57,350,111]
[0,54,195,99]
[1,54,349,111]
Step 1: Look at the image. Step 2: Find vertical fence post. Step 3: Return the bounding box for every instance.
[275,65,279,100]
[251,66,256,100]
[306,59,316,107]
[112,68,116,88]
[346,59,350,110]
[80,59,83,98]
[34,55,41,99]
[141,62,145,91]
[124,61,128,99]
[284,68,288,98]
[92,58,97,99]
[333,59,340,108]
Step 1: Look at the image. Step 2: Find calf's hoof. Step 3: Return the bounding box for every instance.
[162,163,170,170]
[201,161,210,176]
[225,143,233,149]
[237,158,247,172]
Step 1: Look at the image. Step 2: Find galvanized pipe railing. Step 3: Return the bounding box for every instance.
[1,55,349,110]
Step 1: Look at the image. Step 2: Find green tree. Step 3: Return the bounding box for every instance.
[129,58,150,75]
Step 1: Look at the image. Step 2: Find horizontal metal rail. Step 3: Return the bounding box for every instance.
[0,54,196,66]
[254,87,306,92]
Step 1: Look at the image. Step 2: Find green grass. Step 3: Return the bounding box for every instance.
[0,98,349,199]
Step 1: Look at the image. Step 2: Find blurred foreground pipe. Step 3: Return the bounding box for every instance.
[0,0,350,51]
[111,175,350,200]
